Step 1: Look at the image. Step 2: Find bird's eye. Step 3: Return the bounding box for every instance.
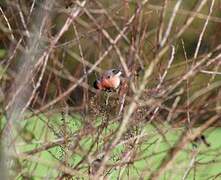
[107,75,110,79]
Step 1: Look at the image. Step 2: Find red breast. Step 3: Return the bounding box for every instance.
[94,69,122,91]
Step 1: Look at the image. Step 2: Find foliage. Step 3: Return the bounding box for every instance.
[0,0,221,179]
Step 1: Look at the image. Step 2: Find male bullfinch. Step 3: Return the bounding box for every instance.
[93,69,122,91]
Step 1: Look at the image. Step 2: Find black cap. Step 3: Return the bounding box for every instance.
[112,69,121,75]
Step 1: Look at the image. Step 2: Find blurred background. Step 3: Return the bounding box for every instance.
[0,0,220,110]
[0,0,221,179]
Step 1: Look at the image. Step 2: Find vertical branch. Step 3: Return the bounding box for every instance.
[160,0,183,47]
[73,24,88,115]
[194,0,215,59]
[0,7,15,41]
[181,39,190,124]
[157,0,168,46]
[16,0,30,38]
[157,45,175,89]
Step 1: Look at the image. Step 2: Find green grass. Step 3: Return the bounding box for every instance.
[3,114,221,179]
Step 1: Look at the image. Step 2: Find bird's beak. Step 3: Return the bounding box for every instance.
[93,80,100,89]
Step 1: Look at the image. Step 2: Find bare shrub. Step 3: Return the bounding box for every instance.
[0,0,221,179]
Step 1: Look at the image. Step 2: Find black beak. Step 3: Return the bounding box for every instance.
[93,80,99,89]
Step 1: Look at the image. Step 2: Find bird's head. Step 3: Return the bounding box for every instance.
[93,69,122,91]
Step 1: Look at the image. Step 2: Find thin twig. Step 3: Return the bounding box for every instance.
[194,0,215,59]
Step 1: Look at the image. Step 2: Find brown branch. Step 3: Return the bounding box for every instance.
[149,115,220,180]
